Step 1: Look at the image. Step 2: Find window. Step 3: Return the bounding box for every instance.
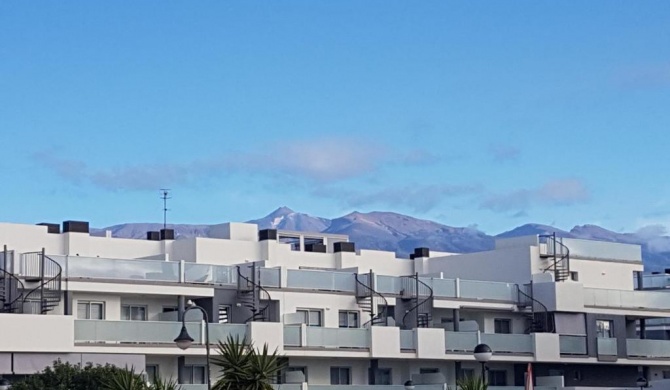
[182,365,206,384]
[330,367,351,385]
[570,272,579,281]
[494,319,511,334]
[162,306,178,313]
[374,368,392,385]
[662,370,670,379]
[219,305,231,324]
[77,301,104,320]
[488,370,507,386]
[146,365,159,384]
[121,305,147,321]
[339,310,359,328]
[596,319,614,338]
[420,368,440,374]
[297,309,322,327]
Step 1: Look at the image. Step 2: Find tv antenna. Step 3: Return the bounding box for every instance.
[160,189,171,230]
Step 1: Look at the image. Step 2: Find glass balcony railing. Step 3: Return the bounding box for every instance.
[285,269,356,292]
[445,331,478,352]
[75,320,201,344]
[627,338,670,358]
[559,335,587,355]
[584,288,670,310]
[49,255,181,282]
[445,332,533,354]
[399,329,415,350]
[597,338,617,356]
[75,320,246,345]
[184,263,237,285]
[284,326,369,349]
[459,280,516,302]
[481,333,533,354]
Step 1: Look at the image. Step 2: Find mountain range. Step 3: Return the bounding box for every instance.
[94,207,670,271]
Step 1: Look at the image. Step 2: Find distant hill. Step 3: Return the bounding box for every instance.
[93,207,670,271]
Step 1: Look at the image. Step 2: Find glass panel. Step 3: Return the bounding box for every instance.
[286,270,355,292]
[340,368,350,385]
[66,256,180,282]
[77,303,89,319]
[596,320,613,338]
[348,312,358,328]
[481,333,533,354]
[597,337,617,355]
[259,268,281,288]
[75,320,202,344]
[121,306,130,320]
[460,280,515,302]
[131,306,147,321]
[209,324,247,344]
[283,326,301,347]
[627,339,670,358]
[305,327,370,348]
[192,366,205,384]
[309,311,321,326]
[330,368,338,385]
[559,335,587,355]
[400,329,415,350]
[339,312,347,328]
[90,303,104,320]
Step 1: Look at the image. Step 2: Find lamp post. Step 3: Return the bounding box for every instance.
[174,300,212,390]
[474,343,492,384]
[636,376,648,390]
[404,380,415,390]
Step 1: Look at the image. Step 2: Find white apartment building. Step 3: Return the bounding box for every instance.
[0,219,669,390]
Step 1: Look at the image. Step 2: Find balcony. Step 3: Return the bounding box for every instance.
[376,276,516,302]
[445,332,533,355]
[42,255,239,286]
[283,326,370,350]
[74,320,246,345]
[584,288,670,310]
[285,269,356,292]
[597,338,617,357]
[627,338,670,359]
[559,335,587,355]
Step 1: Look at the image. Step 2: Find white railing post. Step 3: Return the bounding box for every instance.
[179,260,185,283]
[455,278,460,298]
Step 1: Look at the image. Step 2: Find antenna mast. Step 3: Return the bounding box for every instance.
[160,189,171,230]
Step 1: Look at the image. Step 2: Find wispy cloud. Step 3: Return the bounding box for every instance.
[33,137,437,191]
[480,178,590,213]
[314,183,483,213]
[489,144,521,162]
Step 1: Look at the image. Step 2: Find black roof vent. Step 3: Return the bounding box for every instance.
[63,220,89,234]
[160,228,175,240]
[259,229,278,241]
[37,223,60,234]
[334,242,355,253]
[147,231,160,241]
[305,243,327,253]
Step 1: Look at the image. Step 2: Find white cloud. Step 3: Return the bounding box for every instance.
[480,178,590,213]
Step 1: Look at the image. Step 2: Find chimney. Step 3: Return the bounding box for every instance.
[37,223,60,234]
[63,220,89,234]
[147,231,160,241]
[160,228,175,240]
[259,229,278,241]
[334,242,355,253]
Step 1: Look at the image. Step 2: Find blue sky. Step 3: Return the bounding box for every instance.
[1,1,669,234]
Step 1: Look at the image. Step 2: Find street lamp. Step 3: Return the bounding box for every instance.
[636,376,648,390]
[174,300,212,390]
[474,343,492,384]
[404,380,415,390]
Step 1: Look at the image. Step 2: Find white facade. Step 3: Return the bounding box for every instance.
[0,220,667,389]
